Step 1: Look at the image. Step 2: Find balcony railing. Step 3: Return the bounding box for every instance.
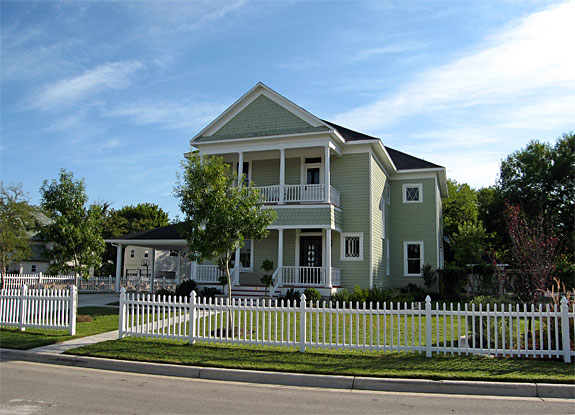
[253,184,340,206]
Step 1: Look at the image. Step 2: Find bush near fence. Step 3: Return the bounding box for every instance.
[118,289,575,362]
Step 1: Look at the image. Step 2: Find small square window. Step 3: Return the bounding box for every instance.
[403,183,423,203]
[341,233,363,261]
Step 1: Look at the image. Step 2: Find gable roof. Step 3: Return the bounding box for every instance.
[322,120,443,170]
[114,225,183,241]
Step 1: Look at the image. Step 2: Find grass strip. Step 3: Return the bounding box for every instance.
[67,337,575,384]
[0,307,118,350]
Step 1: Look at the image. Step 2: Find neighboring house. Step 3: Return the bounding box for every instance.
[6,211,52,275]
[107,83,448,296]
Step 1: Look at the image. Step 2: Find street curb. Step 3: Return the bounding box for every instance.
[1,348,573,399]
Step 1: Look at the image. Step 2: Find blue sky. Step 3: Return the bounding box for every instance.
[1,0,573,219]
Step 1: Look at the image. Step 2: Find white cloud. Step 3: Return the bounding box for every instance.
[277,57,318,71]
[351,42,426,62]
[31,61,143,110]
[334,2,575,131]
[105,99,227,132]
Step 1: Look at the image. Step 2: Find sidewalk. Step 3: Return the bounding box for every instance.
[28,329,119,354]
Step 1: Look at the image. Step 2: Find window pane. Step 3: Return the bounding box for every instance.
[405,187,420,201]
[407,244,420,259]
[407,259,421,274]
[240,240,252,268]
[345,237,360,257]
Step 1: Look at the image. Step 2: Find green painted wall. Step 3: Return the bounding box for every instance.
[331,153,371,290]
[201,95,328,140]
[389,177,438,287]
[271,207,332,227]
[251,157,301,187]
[370,155,389,288]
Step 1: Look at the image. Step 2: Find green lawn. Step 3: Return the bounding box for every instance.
[0,307,118,350]
[67,338,575,384]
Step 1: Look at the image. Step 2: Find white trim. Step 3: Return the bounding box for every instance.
[296,230,325,268]
[105,239,188,246]
[404,241,424,277]
[402,183,423,203]
[301,156,324,185]
[369,155,373,287]
[340,232,364,261]
[386,239,390,276]
[194,131,331,147]
[269,224,331,230]
[435,175,441,269]
[239,239,254,272]
[264,204,342,211]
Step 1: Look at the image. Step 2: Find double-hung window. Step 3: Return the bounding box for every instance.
[404,241,424,276]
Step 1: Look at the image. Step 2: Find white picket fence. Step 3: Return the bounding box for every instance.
[2,274,74,290]
[119,291,575,362]
[0,285,77,334]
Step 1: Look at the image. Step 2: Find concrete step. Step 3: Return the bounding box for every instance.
[231,285,276,299]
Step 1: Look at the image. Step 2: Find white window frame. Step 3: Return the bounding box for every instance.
[239,239,254,272]
[340,232,363,261]
[404,241,424,276]
[386,239,390,276]
[402,183,423,204]
[381,183,390,239]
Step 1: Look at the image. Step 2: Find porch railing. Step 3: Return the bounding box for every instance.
[252,184,340,206]
[193,265,237,285]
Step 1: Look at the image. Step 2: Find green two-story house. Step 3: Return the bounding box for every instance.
[108,83,447,297]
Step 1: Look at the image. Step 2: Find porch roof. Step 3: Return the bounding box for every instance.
[105,225,188,248]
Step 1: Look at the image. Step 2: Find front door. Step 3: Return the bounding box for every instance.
[299,236,322,284]
[304,167,321,201]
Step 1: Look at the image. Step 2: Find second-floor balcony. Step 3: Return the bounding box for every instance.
[254,184,340,206]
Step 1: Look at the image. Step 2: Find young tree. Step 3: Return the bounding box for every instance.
[504,204,560,303]
[0,183,35,288]
[39,169,105,281]
[174,154,276,303]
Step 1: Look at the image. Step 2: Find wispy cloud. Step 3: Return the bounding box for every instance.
[334,2,575,131]
[30,61,143,110]
[277,57,318,71]
[104,99,227,132]
[351,42,425,62]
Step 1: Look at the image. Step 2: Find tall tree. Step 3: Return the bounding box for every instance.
[0,183,35,287]
[499,133,574,253]
[174,154,276,302]
[99,203,170,275]
[39,169,105,280]
[477,185,509,258]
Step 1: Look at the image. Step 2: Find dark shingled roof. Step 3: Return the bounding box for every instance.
[116,225,184,240]
[322,119,443,170]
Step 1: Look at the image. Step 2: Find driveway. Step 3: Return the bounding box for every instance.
[78,293,119,307]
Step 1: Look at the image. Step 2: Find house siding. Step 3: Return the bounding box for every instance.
[251,157,301,186]
[270,207,332,227]
[204,95,328,140]
[389,177,438,287]
[330,152,371,290]
[370,155,389,288]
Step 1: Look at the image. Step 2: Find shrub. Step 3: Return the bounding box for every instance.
[303,287,321,304]
[437,263,466,300]
[198,287,221,300]
[349,285,369,304]
[260,259,275,296]
[175,279,198,298]
[280,288,300,305]
[155,288,174,298]
[421,264,437,290]
[330,288,351,305]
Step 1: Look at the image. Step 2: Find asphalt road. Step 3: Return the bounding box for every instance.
[0,361,573,415]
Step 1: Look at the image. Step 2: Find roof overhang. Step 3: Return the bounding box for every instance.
[396,167,449,198]
[106,239,188,249]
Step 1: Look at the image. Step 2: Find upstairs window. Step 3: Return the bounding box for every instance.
[169,250,179,257]
[403,183,423,203]
[130,249,135,258]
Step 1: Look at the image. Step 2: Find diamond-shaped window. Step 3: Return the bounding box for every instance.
[405,187,420,202]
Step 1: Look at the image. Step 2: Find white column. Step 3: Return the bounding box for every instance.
[325,146,331,204]
[177,251,182,283]
[115,244,123,293]
[279,149,285,204]
[237,152,244,187]
[278,229,284,286]
[150,249,156,293]
[325,228,332,287]
[234,248,240,286]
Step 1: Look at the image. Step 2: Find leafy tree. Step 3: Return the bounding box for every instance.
[452,221,486,265]
[499,133,574,255]
[477,186,508,258]
[99,203,170,275]
[174,154,276,303]
[443,179,479,239]
[504,204,560,303]
[39,169,105,281]
[0,183,35,287]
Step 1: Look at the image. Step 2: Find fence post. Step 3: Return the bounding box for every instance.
[560,297,571,363]
[425,295,432,358]
[189,291,197,344]
[118,287,127,339]
[299,293,307,353]
[18,284,28,332]
[108,275,112,293]
[38,272,43,289]
[69,285,77,335]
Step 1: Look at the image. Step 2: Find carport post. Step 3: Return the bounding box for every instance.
[114,243,123,293]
